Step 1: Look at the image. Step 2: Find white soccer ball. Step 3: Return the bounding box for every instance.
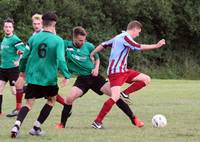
[152,114,167,128]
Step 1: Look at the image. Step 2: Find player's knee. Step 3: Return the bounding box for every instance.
[47,96,56,106]
[65,96,75,105]
[26,104,32,110]
[144,75,151,85]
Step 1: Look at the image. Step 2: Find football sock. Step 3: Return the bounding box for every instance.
[123,81,145,95]
[95,98,115,123]
[16,89,24,110]
[17,106,30,123]
[0,95,2,113]
[56,94,65,105]
[116,98,134,121]
[61,104,72,127]
[37,104,53,124]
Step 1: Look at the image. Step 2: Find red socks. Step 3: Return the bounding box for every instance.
[16,89,24,110]
[95,98,115,123]
[123,81,146,95]
[56,94,65,105]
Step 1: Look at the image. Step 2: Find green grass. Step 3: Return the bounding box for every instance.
[1,79,200,142]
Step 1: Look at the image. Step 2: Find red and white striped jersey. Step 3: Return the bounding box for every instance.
[101,31,141,75]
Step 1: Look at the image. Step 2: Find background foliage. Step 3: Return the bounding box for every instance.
[0,0,199,79]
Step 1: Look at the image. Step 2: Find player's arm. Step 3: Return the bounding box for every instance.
[57,39,71,79]
[124,36,165,51]
[17,44,31,89]
[140,39,166,50]
[13,40,26,66]
[15,40,26,54]
[19,34,35,72]
[91,58,100,76]
[90,38,113,62]
[19,43,31,72]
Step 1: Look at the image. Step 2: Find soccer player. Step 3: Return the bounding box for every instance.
[55,26,143,129]
[0,18,26,116]
[12,13,66,118]
[90,20,166,129]
[7,13,44,117]
[10,12,71,138]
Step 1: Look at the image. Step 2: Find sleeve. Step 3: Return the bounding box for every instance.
[124,35,141,51]
[14,38,26,54]
[57,38,71,79]
[63,40,70,61]
[19,42,31,72]
[101,38,114,48]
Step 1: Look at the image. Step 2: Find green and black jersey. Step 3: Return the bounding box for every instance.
[20,31,71,86]
[64,40,99,76]
[0,34,25,68]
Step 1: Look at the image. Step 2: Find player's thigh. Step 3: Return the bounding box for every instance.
[25,98,35,109]
[0,80,7,93]
[132,73,151,85]
[66,86,83,104]
[100,81,111,96]
[0,68,9,84]
[110,86,121,102]
[8,67,19,86]
[91,75,107,96]
[10,85,16,95]
[46,96,57,106]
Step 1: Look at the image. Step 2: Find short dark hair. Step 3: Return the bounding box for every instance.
[72,26,87,38]
[4,17,14,25]
[127,20,142,30]
[42,12,57,26]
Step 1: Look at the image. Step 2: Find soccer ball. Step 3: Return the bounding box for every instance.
[152,114,167,128]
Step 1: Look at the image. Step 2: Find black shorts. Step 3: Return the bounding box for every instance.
[73,74,107,96]
[0,67,19,86]
[25,84,59,99]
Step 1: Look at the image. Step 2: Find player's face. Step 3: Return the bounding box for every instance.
[132,27,141,38]
[32,19,43,32]
[3,22,14,36]
[73,35,86,48]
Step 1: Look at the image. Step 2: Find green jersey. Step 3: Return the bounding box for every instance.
[0,34,25,68]
[65,40,99,76]
[20,31,71,86]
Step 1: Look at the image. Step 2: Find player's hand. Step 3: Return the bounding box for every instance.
[156,39,166,48]
[13,60,19,67]
[90,53,95,64]
[91,68,99,76]
[15,73,25,89]
[60,78,69,87]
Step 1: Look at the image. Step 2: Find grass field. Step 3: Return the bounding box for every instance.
[0,79,200,142]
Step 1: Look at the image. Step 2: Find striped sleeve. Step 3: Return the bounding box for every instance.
[101,38,114,48]
[14,41,24,47]
[124,36,141,51]
[14,40,26,53]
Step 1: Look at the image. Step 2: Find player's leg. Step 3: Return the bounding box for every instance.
[6,85,19,117]
[29,85,58,136]
[100,81,144,127]
[92,73,130,129]
[11,98,35,138]
[92,86,120,129]
[56,86,84,128]
[56,94,65,105]
[121,70,150,103]
[91,76,135,123]
[29,96,56,136]
[7,67,22,117]
[0,80,7,115]
[15,76,26,112]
